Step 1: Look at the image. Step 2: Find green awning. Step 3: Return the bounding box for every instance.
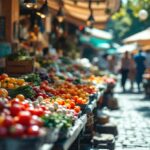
[80,35,111,50]
[107,48,117,54]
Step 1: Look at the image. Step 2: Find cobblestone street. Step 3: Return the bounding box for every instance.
[110,86,150,150]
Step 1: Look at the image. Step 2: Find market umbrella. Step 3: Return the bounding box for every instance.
[142,45,150,51]
[117,43,138,53]
[123,28,150,45]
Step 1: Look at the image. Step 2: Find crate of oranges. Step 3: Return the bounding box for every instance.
[0,73,27,89]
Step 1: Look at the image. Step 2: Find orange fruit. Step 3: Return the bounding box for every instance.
[1,82,7,88]
[65,103,71,109]
[82,99,87,104]
[10,78,16,84]
[0,88,8,97]
[76,98,83,104]
[16,94,25,101]
[74,106,81,113]
[7,83,15,89]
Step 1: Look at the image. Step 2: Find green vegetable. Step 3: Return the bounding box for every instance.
[42,113,73,130]
[21,73,41,86]
[9,85,35,99]
[6,49,32,61]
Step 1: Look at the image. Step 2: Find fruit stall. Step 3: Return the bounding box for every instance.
[0,53,117,150]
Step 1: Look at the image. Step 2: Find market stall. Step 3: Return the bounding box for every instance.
[0,54,117,150]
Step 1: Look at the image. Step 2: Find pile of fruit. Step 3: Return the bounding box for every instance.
[0,74,26,89]
[0,55,117,148]
[0,87,75,139]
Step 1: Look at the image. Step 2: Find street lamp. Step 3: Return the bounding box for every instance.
[36,0,49,18]
[86,0,95,27]
[24,0,37,8]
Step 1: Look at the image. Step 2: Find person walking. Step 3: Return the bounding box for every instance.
[134,50,146,92]
[128,53,136,91]
[120,51,131,92]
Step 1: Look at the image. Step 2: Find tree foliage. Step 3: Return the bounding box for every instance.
[107,0,150,43]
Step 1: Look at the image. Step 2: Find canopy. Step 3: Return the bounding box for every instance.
[117,43,138,53]
[85,27,113,40]
[48,0,120,29]
[123,28,150,45]
[80,35,111,49]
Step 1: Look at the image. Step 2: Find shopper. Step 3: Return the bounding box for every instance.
[128,53,136,91]
[108,55,116,73]
[120,51,131,92]
[134,50,146,92]
[145,49,150,69]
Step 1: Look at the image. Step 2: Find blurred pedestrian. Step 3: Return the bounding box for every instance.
[120,51,131,92]
[128,53,136,91]
[145,49,150,69]
[134,50,146,92]
[108,55,116,73]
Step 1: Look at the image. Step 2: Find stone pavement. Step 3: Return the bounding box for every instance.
[110,88,150,150]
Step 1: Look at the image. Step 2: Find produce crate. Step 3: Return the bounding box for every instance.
[5,59,34,76]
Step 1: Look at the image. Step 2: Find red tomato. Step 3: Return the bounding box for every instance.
[10,104,22,116]
[0,126,8,137]
[40,106,47,111]
[0,73,8,80]
[18,111,31,126]
[43,80,49,85]
[27,125,40,136]
[22,101,29,109]
[70,101,75,109]
[27,107,35,114]
[3,116,14,127]
[32,108,44,117]
[11,98,20,105]
[73,96,79,102]
[74,106,81,113]
[76,98,82,104]
[9,123,25,137]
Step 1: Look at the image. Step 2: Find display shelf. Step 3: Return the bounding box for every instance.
[85,92,102,113]
[52,114,87,150]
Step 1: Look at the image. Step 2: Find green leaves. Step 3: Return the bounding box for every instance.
[42,113,73,129]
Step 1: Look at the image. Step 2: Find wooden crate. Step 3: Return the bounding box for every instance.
[5,59,34,76]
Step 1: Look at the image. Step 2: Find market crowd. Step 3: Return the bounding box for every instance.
[120,49,150,92]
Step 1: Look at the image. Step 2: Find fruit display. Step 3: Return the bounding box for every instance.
[0,56,117,150]
[0,74,26,89]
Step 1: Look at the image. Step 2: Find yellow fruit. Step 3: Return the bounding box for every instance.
[17,79,25,85]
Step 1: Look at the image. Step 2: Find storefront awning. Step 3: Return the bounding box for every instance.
[80,35,111,49]
[85,27,113,40]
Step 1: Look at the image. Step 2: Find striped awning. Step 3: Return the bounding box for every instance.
[48,0,120,29]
